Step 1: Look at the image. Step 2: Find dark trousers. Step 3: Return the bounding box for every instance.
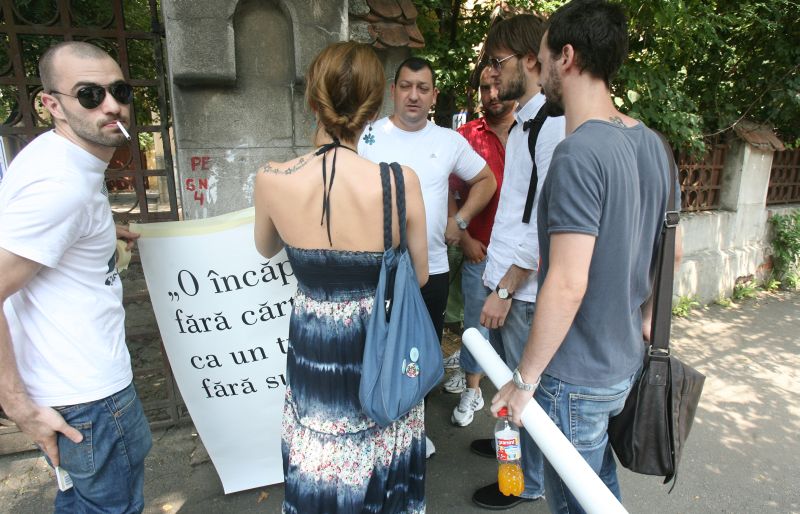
[422,271,450,406]
[421,271,450,344]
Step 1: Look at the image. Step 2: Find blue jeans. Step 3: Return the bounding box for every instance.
[489,297,544,499]
[535,373,637,514]
[52,382,152,513]
[459,258,504,374]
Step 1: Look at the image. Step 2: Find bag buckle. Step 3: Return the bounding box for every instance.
[664,211,680,228]
[648,346,670,358]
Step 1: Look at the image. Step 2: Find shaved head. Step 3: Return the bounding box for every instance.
[39,41,115,92]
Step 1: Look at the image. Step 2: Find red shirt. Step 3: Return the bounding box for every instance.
[452,117,505,246]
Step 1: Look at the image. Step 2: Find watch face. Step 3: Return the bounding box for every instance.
[513,369,532,390]
[497,288,510,299]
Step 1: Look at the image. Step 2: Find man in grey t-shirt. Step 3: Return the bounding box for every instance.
[490,1,682,512]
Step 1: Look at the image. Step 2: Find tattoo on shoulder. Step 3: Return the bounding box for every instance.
[259,152,313,175]
[609,116,626,128]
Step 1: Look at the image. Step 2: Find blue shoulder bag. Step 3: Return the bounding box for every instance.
[359,162,444,427]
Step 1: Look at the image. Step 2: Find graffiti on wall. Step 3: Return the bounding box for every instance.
[186,156,211,206]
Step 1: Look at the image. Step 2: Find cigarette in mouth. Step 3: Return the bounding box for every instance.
[115,121,131,141]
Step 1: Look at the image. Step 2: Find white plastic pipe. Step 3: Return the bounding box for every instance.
[462,328,628,514]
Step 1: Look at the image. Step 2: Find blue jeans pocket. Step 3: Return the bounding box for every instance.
[57,421,95,477]
[568,388,630,449]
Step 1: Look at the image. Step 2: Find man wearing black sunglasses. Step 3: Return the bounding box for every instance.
[0,42,150,513]
[41,49,133,155]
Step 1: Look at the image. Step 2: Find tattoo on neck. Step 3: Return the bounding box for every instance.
[609,116,625,127]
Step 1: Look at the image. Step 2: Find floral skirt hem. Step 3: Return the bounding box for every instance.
[282,389,426,513]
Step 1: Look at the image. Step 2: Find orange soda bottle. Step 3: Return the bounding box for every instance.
[495,406,524,496]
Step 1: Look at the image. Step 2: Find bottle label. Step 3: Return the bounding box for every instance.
[496,435,521,461]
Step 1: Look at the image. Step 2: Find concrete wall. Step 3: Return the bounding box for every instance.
[162,0,347,219]
[676,139,800,303]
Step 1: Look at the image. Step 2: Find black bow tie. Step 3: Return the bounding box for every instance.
[508,119,537,134]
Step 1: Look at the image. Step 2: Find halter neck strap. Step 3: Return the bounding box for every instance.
[317,137,355,246]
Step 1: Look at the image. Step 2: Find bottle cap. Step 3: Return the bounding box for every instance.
[497,406,509,417]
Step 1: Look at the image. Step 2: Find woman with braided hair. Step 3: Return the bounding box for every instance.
[254,42,429,513]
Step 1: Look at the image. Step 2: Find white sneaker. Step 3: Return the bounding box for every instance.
[451,387,484,427]
[425,435,436,459]
[442,368,466,394]
[443,349,461,369]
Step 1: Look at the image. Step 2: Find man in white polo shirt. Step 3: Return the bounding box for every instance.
[359,56,496,352]
[359,56,496,458]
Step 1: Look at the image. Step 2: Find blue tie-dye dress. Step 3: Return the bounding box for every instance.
[281,245,426,514]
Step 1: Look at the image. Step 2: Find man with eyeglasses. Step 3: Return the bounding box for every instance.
[0,41,151,512]
[469,14,566,511]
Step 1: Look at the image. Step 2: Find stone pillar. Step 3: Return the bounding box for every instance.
[162,0,347,219]
[676,124,781,303]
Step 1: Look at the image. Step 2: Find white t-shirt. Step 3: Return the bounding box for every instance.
[0,131,132,406]
[359,117,486,274]
[484,93,566,302]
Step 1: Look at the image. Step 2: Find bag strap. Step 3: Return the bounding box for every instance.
[521,103,551,224]
[388,162,408,251]
[649,133,680,352]
[379,162,393,251]
[378,162,407,252]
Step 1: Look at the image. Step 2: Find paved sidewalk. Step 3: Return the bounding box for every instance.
[1,291,798,513]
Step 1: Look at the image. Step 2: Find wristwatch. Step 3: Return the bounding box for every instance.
[454,214,468,230]
[495,285,512,300]
[512,368,540,392]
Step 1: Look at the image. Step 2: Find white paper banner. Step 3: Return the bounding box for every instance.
[132,207,294,493]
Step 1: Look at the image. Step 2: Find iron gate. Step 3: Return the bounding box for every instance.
[0,0,187,455]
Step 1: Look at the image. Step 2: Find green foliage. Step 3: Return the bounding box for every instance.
[732,279,760,301]
[784,272,800,291]
[764,276,781,292]
[413,0,799,153]
[618,0,800,154]
[715,296,733,308]
[138,131,154,151]
[672,295,700,317]
[413,0,494,126]
[770,211,800,288]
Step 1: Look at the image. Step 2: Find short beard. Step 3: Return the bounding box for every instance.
[498,60,525,101]
[65,111,128,148]
[483,103,512,123]
[542,59,565,116]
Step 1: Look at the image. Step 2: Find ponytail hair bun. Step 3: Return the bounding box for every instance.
[305,42,385,142]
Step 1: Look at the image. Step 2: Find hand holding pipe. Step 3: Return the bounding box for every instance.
[462,328,628,514]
